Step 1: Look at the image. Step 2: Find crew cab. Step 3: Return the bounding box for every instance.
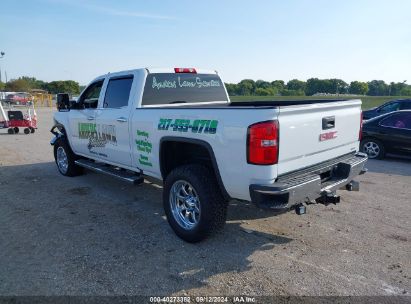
[51,67,367,242]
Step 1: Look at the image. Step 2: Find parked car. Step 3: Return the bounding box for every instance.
[51,67,367,242]
[363,99,411,120]
[5,92,33,105]
[361,110,411,159]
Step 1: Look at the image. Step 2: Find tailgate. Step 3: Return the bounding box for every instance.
[277,100,362,175]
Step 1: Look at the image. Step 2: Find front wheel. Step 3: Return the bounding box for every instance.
[163,164,227,243]
[53,139,83,176]
[361,138,385,159]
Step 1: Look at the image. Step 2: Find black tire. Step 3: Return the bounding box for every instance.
[361,138,385,159]
[30,128,35,133]
[163,164,227,243]
[23,128,30,134]
[53,138,83,177]
[14,127,19,134]
[7,128,15,134]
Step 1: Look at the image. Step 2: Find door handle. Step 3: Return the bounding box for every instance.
[87,116,94,120]
[116,117,128,123]
[322,116,335,130]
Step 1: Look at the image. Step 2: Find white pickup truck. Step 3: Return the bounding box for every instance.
[51,67,367,242]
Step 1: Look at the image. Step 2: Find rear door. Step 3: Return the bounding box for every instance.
[277,100,361,175]
[94,74,135,166]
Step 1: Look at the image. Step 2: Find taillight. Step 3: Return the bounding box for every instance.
[359,110,363,141]
[247,121,279,165]
[174,68,197,73]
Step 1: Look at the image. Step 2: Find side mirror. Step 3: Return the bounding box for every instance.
[57,93,70,111]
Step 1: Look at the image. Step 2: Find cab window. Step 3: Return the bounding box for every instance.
[103,76,134,108]
[142,73,228,106]
[78,80,104,109]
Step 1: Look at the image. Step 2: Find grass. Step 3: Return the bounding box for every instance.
[230,95,411,110]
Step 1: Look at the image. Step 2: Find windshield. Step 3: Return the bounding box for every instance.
[142,73,228,106]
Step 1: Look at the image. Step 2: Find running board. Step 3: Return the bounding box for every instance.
[75,159,144,185]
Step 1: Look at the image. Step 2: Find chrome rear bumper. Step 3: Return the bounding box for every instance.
[250,152,368,210]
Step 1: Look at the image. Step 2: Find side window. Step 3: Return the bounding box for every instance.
[379,102,400,113]
[78,80,104,109]
[380,113,411,129]
[400,102,411,110]
[103,76,133,108]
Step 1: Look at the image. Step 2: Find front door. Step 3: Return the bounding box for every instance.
[68,79,105,157]
[94,75,134,167]
[378,112,411,154]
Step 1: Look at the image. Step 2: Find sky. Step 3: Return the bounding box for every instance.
[1,0,410,85]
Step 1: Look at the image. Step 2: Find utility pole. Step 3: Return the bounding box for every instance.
[0,51,5,100]
[0,51,4,83]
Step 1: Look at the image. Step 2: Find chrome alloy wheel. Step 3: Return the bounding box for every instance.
[56,146,69,174]
[363,141,380,159]
[169,180,201,230]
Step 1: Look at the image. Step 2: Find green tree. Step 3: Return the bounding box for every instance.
[271,80,285,91]
[224,83,238,96]
[329,79,348,94]
[367,80,389,96]
[349,81,368,95]
[286,79,306,92]
[0,81,5,90]
[255,80,271,89]
[5,78,31,92]
[305,78,321,95]
[389,81,408,96]
[238,79,256,95]
[3,76,48,92]
[45,80,80,94]
[255,88,271,96]
[400,86,411,96]
[19,76,46,90]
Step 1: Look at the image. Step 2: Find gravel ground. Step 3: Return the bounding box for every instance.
[0,108,410,296]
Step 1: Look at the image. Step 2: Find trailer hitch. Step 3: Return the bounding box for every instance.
[316,191,341,206]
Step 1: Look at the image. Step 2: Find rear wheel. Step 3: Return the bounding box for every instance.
[7,128,15,134]
[24,128,30,134]
[361,138,385,159]
[13,127,19,133]
[163,164,227,243]
[30,127,35,133]
[53,138,83,176]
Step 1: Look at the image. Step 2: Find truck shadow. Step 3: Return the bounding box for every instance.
[0,162,292,295]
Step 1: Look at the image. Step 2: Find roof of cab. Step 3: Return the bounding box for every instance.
[146,67,218,75]
[90,67,219,84]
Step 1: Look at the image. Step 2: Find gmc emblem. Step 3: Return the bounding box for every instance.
[319,131,338,141]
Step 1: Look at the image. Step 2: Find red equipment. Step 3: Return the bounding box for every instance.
[0,102,37,134]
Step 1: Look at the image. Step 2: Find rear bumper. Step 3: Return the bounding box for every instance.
[250,152,368,210]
